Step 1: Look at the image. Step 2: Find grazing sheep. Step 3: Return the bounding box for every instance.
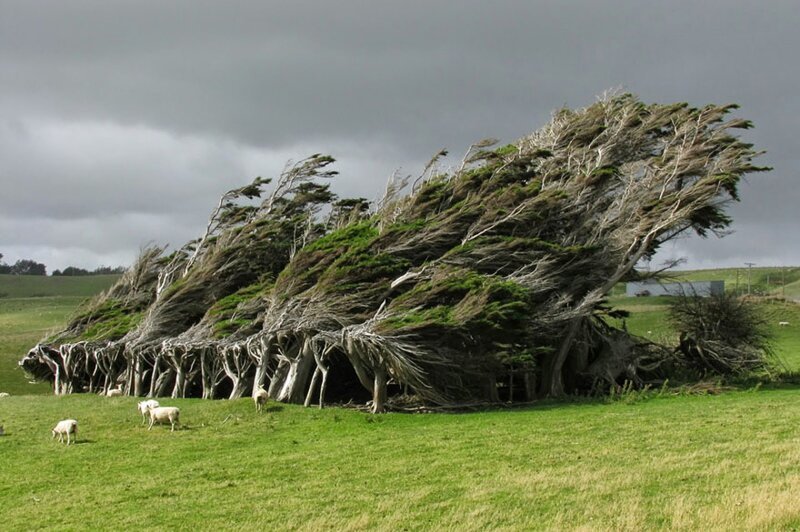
[52,419,78,445]
[253,388,269,412]
[148,406,180,432]
[137,400,160,424]
[106,388,123,397]
[779,321,790,327]
[0,392,10,398]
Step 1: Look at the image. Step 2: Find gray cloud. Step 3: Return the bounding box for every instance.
[0,0,797,270]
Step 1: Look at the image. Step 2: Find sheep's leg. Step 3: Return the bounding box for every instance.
[148,417,154,431]
[66,432,71,445]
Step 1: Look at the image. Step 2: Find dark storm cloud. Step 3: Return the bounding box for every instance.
[0,0,797,270]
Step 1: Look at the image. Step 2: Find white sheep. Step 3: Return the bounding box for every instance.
[0,392,10,398]
[253,388,269,412]
[52,419,78,445]
[106,388,124,397]
[779,321,790,327]
[137,400,160,424]
[148,406,180,432]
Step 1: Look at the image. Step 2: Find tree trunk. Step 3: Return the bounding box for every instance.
[252,359,269,397]
[485,375,500,403]
[228,376,245,399]
[523,371,534,401]
[267,360,288,397]
[133,357,144,397]
[372,367,387,414]
[275,350,315,403]
[54,365,62,396]
[304,367,321,407]
[348,356,375,393]
[154,368,174,397]
[541,317,582,397]
[172,367,185,399]
[318,366,329,409]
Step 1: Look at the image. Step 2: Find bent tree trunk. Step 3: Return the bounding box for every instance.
[372,367,388,414]
[304,367,322,407]
[304,346,333,408]
[275,342,315,403]
[541,318,582,397]
[268,360,290,398]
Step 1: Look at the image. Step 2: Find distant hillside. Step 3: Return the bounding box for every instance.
[0,274,121,299]
[653,267,800,299]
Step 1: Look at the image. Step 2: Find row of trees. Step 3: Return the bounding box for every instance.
[0,255,47,275]
[52,266,127,276]
[0,253,125,276]
[20,94,772,411]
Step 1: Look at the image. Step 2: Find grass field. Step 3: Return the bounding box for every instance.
[2,273,800,529]
[2,390,800,529]
[0,274,120,299]
[609,293,800,370]
[0,274,119,395]
[663,266,800,299]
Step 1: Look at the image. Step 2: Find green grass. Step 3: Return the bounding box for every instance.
[609,294,800,370]
[0,297,84,395]
[0,275,120,394]
[0,274,120,299]
[667,266,800,298]
[2,272,800,528]
[2,392,800,529]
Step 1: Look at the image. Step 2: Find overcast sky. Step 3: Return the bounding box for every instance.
[1,0,798,272]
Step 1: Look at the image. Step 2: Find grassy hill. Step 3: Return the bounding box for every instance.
[662,266,800,298]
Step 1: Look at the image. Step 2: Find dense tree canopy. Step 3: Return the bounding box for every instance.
[1,258,47,275]
[21,94,768,411]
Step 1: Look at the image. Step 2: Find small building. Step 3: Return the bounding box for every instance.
[626,280,724,297]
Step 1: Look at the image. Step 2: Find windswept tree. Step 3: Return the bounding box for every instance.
[21,93,767,408]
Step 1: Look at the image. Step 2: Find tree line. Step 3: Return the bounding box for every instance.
[0,253,125,276]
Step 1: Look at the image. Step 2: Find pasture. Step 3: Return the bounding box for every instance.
[0,274,119,395]
[3,390,800,529]
[2,272,800,529]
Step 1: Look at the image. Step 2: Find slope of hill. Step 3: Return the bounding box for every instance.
[664,267,800,298]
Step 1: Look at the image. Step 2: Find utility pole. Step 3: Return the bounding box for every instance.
[782,267,786,299]
[745,262,756,296]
